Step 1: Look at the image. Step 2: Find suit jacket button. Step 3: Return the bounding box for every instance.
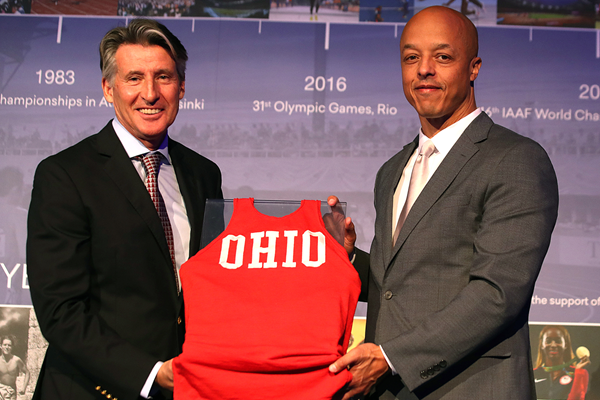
[433,363,441,371]
[439,360,447,368]
[177,316,182,324]
[384,290,393,300]
[96,386,102,391]
[420,370,428,379]
[427,367,435,376]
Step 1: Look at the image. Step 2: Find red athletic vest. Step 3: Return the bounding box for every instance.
[173,198,360,399]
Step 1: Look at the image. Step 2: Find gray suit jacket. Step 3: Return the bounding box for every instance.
[358,113,559,400]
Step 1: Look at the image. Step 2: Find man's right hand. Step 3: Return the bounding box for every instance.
[156,359,174,391]
[329,343,390,400]
[327,195,357,256]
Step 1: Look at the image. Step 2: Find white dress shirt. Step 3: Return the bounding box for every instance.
[392,109,482,236]
[112,118,191,398]
[112,119,191,276]
[384,108,482,374]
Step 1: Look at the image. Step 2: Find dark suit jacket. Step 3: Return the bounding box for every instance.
[358,113,559,400]
[27,122,223,400]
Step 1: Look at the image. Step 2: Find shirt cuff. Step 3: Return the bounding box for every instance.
[380,345,397,375]
[140,361,163,399]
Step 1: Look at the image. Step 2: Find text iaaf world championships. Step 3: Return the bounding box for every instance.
[501,107,600,121]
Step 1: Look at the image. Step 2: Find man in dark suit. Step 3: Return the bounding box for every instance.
[329,6,559,399]
[26,19,222,400]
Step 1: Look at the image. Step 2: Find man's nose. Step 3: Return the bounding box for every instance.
[417,58,435,78]
[142,79,159,103]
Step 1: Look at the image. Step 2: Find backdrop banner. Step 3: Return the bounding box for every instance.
[1,14,599,399]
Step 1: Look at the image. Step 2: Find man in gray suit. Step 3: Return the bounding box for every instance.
[329,6,559,399]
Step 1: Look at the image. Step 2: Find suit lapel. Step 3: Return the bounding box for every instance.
[388,113,493,267]
[96,123,174,271]
[378,139,417,270]
[169,140,201,255]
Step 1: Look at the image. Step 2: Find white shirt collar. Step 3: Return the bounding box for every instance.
[418,108,482,155]
[111,118,171,163]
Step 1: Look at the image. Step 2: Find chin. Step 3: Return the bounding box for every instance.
[139,125,169,137]
[412,104,441,116]
[418,111,445,120]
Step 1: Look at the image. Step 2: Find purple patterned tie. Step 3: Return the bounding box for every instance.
[139,153,180,293]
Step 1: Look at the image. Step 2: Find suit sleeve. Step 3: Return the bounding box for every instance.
[27,157,159,400]
[379,138,559,391]
[354,248,371,303]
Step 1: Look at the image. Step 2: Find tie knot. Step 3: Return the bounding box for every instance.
[420,140,436,158]
[139,153,162,176]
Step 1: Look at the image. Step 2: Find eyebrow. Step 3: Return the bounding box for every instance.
[123,69,174,77]
[155,69,174,75]
[123,70,144,79]
[401,43,453,51]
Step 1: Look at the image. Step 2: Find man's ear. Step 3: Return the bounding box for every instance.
[470,57,482,82]
[179,80,185,100]
[102,77,114,103]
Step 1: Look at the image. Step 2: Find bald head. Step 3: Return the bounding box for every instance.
[403,6,478,60]
[399,6,482,136]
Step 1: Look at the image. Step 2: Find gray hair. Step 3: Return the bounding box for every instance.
[99,18,188,85]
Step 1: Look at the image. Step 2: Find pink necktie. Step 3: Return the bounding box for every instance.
[393,140,436,246]
[139,153,180,293]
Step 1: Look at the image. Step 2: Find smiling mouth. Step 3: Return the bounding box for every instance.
[416,85,440,90]
[139,109,162,115]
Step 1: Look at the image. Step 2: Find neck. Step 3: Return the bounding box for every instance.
[141,136,166,152]
[420,96,477,138]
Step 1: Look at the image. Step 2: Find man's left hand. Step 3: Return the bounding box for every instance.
[156,359,174,391]
[327,195,357,256]
[329,343,390,400]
